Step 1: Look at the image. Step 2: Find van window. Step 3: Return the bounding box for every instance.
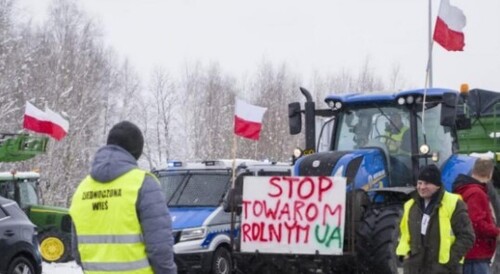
[158,172,230,207]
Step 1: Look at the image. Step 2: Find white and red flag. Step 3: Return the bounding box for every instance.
[234,98,267,140]
[433,0,466,51]
[23,102,69,141]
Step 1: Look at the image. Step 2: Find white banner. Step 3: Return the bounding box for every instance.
[240,176,346,255]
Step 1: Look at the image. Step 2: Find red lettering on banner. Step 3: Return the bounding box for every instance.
[278,202,291,220]
[284,221,310,243]
[282,176,300,198]
[305,203,319,221]
[253,200,264,217]
[293,200,305,221]
[242,200,251,219]
[298,177,314,199]
[242,223,251,241]
[323,204,342,226]
[318,177,333,202]
[268,176,283,197]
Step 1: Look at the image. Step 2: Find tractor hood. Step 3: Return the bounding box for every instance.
[294,148,390,191]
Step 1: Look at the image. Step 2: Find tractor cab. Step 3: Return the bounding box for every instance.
[290,87,468,191]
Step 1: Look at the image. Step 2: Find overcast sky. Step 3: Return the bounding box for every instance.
[17,0,500,91]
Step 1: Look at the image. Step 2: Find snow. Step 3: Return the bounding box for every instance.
[42,261,83,274]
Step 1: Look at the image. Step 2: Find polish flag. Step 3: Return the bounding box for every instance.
[433,0,466,51]
[23,102,69,141]
[234,98,267,140]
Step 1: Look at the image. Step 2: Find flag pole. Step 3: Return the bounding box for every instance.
[428,0,433,88]
[229,134,237,254]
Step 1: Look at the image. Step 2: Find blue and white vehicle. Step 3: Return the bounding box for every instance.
[153,159,292,274]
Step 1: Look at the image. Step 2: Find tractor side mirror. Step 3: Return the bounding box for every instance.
[456,114,471,130]
[289,102,302,135]
[440,92,457,127]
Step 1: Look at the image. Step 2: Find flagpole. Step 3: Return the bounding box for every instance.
[428,0,433,88]
[229,134,237,255]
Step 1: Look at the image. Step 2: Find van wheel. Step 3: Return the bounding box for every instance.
[39,231,71,263]
[212,247,232,274]
[7,255,36,274]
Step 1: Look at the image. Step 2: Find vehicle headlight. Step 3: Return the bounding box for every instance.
[179,227,206,242]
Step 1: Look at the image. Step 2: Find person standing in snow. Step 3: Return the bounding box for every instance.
[69,121,177,274]
[453,158,500,274]
[397,164,474,274]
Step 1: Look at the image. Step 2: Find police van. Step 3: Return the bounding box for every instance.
[152,159,292,274]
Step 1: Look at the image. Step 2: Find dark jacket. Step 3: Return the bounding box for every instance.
[402,189,475,274]
[72,145,177,274]
[453,174,500,261]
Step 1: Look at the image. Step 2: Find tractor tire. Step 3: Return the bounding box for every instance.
[355,204,402,274]
[38,231,71,263]
[211,247,232,274]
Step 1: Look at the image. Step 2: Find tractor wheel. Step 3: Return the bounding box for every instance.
[355,204,402,274]
[211,247,232,274]
[39,231,71,263]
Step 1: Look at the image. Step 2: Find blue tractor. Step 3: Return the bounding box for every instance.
[286,86,481,273]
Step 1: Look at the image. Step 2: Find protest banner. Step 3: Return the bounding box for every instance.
[240,176,346,255]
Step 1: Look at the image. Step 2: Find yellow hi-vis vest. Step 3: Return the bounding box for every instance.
[396,192,464,264]
[386,126,409,153]
[69,169,153,274]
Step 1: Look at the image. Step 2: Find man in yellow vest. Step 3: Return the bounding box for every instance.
[384,112,410,154]
[69,121,177,274]
[397,164,474,274]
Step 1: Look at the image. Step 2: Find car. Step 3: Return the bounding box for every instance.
[152,159,293,274]
[0,196,42,274]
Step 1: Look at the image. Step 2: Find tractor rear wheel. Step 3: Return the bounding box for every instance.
[39,231,71,263]
[355,204,402,274]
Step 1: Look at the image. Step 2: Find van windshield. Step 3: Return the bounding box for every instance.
[157,172,230,207]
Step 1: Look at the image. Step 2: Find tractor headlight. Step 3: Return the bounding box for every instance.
[419,144,430,155]
[179,227,206,242]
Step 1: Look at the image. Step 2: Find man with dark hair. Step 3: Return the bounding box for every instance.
[397,164,474,274]
[70,121,177,274]
[454,157,500,274]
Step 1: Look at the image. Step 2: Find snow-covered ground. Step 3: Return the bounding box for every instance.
[42,261,83,274]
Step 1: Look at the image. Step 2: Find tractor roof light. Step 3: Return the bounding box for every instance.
[460,83,469,94]
[397,97,406,105]
[327,100,343,111]
[293,147,303,158]
[406,95,414,104]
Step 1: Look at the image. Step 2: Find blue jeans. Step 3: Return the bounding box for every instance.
[463,261,491,274]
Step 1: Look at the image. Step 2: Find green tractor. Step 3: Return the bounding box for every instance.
[0,133,72,263]
[456,88,500,164]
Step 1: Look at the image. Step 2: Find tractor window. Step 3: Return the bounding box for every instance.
[0,182,15,200]
[417,104,453,167]
[18,180,39,207]
[337,107,409,156]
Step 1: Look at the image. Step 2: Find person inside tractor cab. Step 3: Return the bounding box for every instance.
[381,112,412,186]
[383,112,410,154]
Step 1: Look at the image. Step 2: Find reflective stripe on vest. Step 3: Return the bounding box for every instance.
[396,192,462,264]
[69,169,153,274]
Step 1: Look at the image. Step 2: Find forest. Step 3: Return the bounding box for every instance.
[0,0,408,207]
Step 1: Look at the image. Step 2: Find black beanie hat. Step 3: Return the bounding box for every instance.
[418,164,442,186]
[107,121,144,160]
